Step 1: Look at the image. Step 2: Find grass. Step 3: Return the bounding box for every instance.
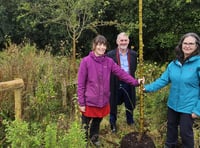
[96,105,159,148]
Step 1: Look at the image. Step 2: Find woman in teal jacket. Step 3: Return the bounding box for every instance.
[144,32,200,148]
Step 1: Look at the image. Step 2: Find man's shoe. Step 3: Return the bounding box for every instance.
[111,123,117,133]
[127,122,134,126]
[127,123,136,131]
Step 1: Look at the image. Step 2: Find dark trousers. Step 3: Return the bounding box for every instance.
[165,107,194,148]
[110,82,135,125]
[81,115,102,142]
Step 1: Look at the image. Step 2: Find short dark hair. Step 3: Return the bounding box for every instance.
[175,32,200,63]
[92,35,107,50]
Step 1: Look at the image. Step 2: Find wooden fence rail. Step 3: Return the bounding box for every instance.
[0,78,24,120]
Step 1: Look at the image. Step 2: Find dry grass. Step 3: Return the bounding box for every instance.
[95,105,160,148]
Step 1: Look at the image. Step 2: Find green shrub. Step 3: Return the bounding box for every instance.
[3,120,43,148]
[65,121,87,148]
[3,119,86,148]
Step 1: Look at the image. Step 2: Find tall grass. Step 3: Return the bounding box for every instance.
[0,42,80,147]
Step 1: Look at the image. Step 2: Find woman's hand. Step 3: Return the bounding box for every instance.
[79,106,86,112]
[138,77,145,85]
[192,113,198,119]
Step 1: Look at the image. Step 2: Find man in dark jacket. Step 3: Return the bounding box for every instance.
[107,32,138,133]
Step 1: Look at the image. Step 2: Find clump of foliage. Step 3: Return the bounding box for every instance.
[3,119,86,148]
[3,120,42,148]
[65,121,87,148]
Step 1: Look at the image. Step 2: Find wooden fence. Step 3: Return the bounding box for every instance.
[0,78,24,120]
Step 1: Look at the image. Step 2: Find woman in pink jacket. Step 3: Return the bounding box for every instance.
[77,35,143,146]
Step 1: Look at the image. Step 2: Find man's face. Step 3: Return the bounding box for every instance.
[117,35,129,50]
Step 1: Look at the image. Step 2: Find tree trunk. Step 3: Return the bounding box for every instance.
[72,32,76,60]
[138,0,144,136]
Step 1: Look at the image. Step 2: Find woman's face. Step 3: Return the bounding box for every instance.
[182,36,197,58]
[94,43,107,56]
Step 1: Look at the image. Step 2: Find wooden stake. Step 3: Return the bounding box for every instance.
[0,78,24,120]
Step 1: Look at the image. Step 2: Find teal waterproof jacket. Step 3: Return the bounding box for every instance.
[144,55,200,116]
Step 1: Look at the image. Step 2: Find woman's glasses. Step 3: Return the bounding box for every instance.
[182,42,196,46]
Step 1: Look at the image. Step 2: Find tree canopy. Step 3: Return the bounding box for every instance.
[0,0,200,62]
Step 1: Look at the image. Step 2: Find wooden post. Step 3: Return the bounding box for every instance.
[0,78,24,120]
[62,78,67,108]
[0,79,24,91]
[14,88,22,120]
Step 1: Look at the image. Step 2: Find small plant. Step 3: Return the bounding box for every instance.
[44,123,57,148]
[3,118,87,148]
[3,120,42,148]
[65,121,87,148]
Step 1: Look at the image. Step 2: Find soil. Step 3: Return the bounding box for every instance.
[120,132,156,148]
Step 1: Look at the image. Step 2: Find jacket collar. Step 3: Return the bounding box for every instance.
[175,55,200,65]
[89,51,106,63]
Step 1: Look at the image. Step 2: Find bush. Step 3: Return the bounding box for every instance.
[3,119,86,148]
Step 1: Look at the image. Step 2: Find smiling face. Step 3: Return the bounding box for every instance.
[93,43,107,56]
[116,33,130,51]
[92,35,107,57]
[182,36,197,59]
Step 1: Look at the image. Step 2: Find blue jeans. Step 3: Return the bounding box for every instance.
[165,107,194,148]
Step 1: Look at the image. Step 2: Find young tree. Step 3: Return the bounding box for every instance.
[54,0,96,59]
[17,0,111,59]
[138,0,144,137]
